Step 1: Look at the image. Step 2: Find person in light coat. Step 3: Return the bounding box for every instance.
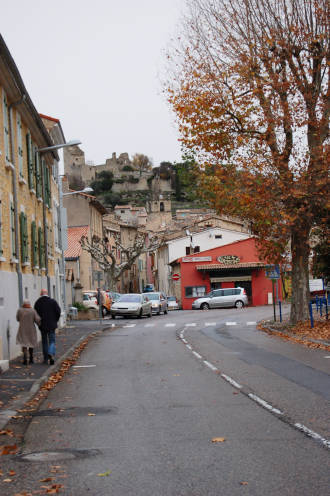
[16,300,41,365]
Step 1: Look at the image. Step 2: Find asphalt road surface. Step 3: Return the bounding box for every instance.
[3,306,330,495]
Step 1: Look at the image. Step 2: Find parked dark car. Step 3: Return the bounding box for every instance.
[143,284,155,293]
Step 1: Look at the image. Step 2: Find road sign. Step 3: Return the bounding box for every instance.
[172,273,181,281]
[265,264,280,280]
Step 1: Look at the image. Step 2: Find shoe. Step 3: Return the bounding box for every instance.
[23,357,28,365]
[49,355,54,365]
[29,349,34,364]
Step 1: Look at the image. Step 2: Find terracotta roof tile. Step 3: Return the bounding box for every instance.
[64,226,89,259]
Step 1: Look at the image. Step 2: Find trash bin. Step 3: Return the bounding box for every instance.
[68,307,78,320]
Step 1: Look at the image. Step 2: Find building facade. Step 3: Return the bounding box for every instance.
[0,35,61,363]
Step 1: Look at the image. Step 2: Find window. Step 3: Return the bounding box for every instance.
[19,212,29,264]
[10,202,17,259]
[160,202,164,212]
[26,133,34,190]
[193,246,200,253]
[185,286,206,298]
[35,148,42,198]
[215,234,222,239]
[185,246,191,255]
[16,112,23,178]
[38,226,45,268]
[31,221,38,267]
[2,90,11,163]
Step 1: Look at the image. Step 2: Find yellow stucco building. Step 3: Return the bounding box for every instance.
[0,35,63,365]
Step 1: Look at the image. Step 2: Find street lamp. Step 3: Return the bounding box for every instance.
[62,187,93,196]
[36,140,82,322]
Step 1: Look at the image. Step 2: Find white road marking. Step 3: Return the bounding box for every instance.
[203,360,218,372]
[324,356,330,359]
[248,393,283,415]
[192,351,202,359]
[144,324,155,327]
[205,322,216,326]
[225,322,237,326]
[73,365,96,368]
[294,423,330,449]
[165,323,176,327]
[221,374,242,389]
[185,323,196,327]
[179,332,184,339]
[247,321,257,325]
[181,338,188,344]
[123,324,136,328]
[186,344,192,350]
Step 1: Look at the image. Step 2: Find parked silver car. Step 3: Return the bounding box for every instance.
[167,296,180,311]
[111,293,152,319]
[191,287,248,310]
[142,292,168,315]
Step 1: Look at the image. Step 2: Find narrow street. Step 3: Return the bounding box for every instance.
[2,306,329,495]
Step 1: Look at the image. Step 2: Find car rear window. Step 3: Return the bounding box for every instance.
[144,293,160,300]
[119,294,141,303]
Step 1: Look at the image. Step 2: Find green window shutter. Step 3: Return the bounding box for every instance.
[26,133,34,189]
[10,202,16,258]
[47,166,51,207]
[31,221,37,266]
[35,147,42,198]
[17,112,23,177]
[23,214,28,263]
[3,91,11,163]
[38,227,45,268]
[20,212,25,262]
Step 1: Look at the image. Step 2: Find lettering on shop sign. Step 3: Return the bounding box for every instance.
[217,255,240,264]
[182,256,212,262]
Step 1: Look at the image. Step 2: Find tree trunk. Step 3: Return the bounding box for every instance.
[290,227,311,324]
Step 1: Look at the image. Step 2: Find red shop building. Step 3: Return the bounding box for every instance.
[175,238,281,310]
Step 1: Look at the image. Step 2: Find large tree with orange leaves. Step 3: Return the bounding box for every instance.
[166,0,329,323]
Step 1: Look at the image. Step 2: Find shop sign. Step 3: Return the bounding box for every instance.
[182,256,212,263]
[216,255,240,264]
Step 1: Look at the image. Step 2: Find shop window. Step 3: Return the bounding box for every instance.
[185,286,206,298]
[185,246,191,255]
[193,246,200,253]
[215,234,222,239]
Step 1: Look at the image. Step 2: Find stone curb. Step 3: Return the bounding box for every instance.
[0,324,113,431]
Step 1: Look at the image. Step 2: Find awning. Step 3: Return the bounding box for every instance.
[196,262,265,271]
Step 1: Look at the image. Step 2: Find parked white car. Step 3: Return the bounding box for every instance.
[191,287,248,310]
[167,296,180,310]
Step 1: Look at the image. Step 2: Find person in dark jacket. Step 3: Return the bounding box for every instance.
[34,289,61,365]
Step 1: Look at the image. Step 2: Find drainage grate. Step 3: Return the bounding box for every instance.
[32,406,118,417]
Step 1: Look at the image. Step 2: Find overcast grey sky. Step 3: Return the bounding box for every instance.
[1,0,184,166]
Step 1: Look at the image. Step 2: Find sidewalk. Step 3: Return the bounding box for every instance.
[0,320,112,430]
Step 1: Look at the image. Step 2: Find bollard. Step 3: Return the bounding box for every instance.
[320,298,323,317]
[279,300,282,322]
[325,298,328,320]
[309,302,314,328]
[315,295,319,312]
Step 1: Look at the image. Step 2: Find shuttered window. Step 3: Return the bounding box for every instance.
[38,226,45,268]
[10,202,16,258]
[35,146,42,198]
[2,90,11,163]
[19,212,29,263]
[31,221,38,267]
[43,159,51,207]
[16,112,24,177]
[26,133,34,190]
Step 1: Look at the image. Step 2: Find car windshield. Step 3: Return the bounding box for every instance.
[144,293,160,300]
[118,294,141,303]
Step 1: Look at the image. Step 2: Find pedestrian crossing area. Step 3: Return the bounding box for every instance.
[110,320,258,329]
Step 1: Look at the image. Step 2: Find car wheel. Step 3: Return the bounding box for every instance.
[235,300,244,309]
[201,303,209,310]
[111,314,116,319]
[138,309,143,318]
[164,306,168,315]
